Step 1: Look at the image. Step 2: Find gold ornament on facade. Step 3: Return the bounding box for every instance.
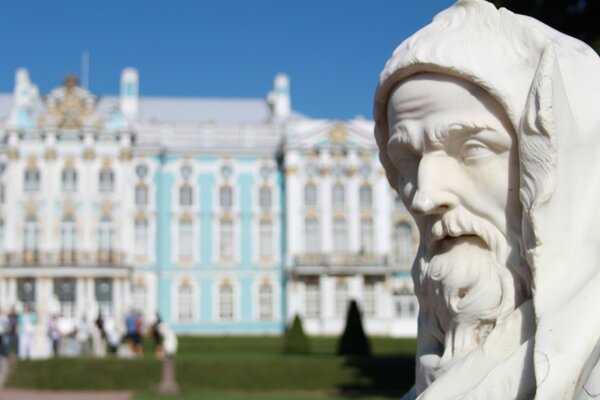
[83,148,95,161]
[119,149,132,161]
[64,158,75,168]
[319,166,330,176]
[44,148,57,161]
[346,166,357,176]
[39,75,103,130]
[7,148,19,160]
[329,123,347,144]
[25,202,37,216]
[101,158,112,169]
[284,166,298,176]
[100,201,113,216]
[63,201,76,216]
[26,156,37,167]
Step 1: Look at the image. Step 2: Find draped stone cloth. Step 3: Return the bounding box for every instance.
[373,1,600,398]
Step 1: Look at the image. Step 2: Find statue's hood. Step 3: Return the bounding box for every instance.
[374,0,600,397]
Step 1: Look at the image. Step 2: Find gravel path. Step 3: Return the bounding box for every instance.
[0,389,133,400]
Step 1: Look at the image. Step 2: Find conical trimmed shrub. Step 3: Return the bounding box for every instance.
[337,300,371,356]
[283,314,310,354]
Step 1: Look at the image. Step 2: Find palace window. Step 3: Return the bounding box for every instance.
[54,278,76,318]
[259,220,272,260]
[332,183,345,208]
[393,222,413,270]
[135,184,148,207]
[219,185,233,209]
[23,215,39,262]
[99,168,115,192]
[17,278,36,311]
[95,279,113,318]
[135,163,148,179]
[0,183,5,203]
[219,282,234,321]
[134,218,149,259]
[178,219,193,261]
[359,184,372,209]
[305,280,320,318]
[177,284,194,322]
[395,289,418,319]
[179,185,193,207]
[360,218,374,254]
[219,220,234,261]
[332,218,348,253]
[259,186,272,211]
[62,167,78,192]
[132,283,147,314]
[304,183,317,207]
[24,166,40,191]
[334,280,349,318]
[60,216,77,263]
[304,217,320,254]
[98,216,114,263]
[258,282,273,321]
[363,279,377,318]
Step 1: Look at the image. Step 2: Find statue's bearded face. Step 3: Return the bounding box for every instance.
[386,73,530,363]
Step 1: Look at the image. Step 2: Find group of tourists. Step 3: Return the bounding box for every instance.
[0,307,171,360]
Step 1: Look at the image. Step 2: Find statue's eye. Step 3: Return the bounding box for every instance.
[460,140,492,162]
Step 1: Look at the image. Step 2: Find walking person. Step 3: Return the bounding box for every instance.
[18,306,36,360]
[151,312,163,358]
[0,308,8,357]
[7,307,18,357]
[47,314,61,357]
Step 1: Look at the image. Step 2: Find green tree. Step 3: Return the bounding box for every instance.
[489,0,600,53]
[283,314,310,355]
[337,300,371,357]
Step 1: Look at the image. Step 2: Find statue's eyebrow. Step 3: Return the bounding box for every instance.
[427,121,494,145]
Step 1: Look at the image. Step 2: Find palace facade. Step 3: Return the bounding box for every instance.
[0,68,417,341]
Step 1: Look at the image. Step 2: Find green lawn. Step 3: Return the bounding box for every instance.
[7,336,417,399]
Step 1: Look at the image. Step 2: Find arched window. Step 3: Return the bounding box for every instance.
[132,283,147,315]
[98,216,114,264]
[0,182,5,203]
[363,279,377,318]
[95,278,113,318]
[332,183,345,208]
[334,280,349,318]
[360,218,374,254]
[305,279,320,318]
[17,278,36,311]
[219,185,233,209]
[359,184,372,209]
[134,218,149,259]
[0,219,5,260]
[178,283,194,322]
[332,218,348,253]
[219,281,234,321]
[135,184,148,207]
[24,166,40,191]
[259,186,272,210]
[54,278,76,318]
[99,168,114,192]
[304,183,317,207]
[62,167,78,192]
[23,215,39,263]
[60,215,77,264]
[304,217,320,254]
[259,220,272,260]
[219,220,234,261]
[178,219,193,261]
[258,282,273,320]
[393,222,413,270]
[179,185,192,207]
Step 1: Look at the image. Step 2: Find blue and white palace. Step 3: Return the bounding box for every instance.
[0,69,418,340]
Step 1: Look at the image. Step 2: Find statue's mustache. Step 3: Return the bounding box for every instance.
[425,208,508,262]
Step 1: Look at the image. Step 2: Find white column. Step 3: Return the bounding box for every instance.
[122,278,131,319]
[76,278,85,318]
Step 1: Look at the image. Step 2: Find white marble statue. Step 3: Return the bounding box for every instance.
[373,1,600,398]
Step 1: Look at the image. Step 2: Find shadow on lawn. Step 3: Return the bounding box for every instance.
[337,355,415,398]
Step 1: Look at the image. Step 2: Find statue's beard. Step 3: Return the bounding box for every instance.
[415,208,530,365]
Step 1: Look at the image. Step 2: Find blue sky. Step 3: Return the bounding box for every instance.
[0,1,455,119]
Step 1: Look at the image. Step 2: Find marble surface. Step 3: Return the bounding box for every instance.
[373,0,600,398]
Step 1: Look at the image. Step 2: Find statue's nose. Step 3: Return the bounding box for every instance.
[410,154,457,215]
